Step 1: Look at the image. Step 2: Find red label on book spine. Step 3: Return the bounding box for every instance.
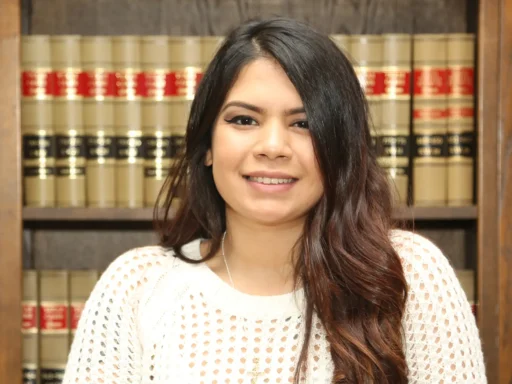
[52,69,84,98]
[114,71,145,98]
[448,106,474,119]
[22,303,37,331]
[40,303,68,331]
[164,69,203,97]
[80,70,117,98]
[70,303,85,330]
[447,67,474,97]
[139,70,168,99]
[354,68,385,97]
[413,108,449,120]
[22,70,54,98]
[382,69,411,97]
[413,67,449,97]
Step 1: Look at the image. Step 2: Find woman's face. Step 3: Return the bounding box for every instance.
[206,57,324,226]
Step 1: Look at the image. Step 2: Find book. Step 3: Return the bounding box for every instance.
[21,35,56,208]
[22,270,39,384]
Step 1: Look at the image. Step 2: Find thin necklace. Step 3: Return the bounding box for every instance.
[221,231,270,383]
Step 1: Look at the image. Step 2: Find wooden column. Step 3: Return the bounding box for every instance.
[498,1,512,382]
[478,0,512,382]
[0,0,22,383]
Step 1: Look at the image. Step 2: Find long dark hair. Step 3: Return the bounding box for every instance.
[155,17,408,383]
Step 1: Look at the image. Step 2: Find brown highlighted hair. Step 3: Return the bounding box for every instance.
[155,17,408,383]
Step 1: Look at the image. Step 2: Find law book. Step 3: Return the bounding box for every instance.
[51,35,87,207]
[412,34,449,206]
[379,34,412,206]
[22,270,39,384]
[201,36,225,71]
[350,35,384,151]
[21,35,56,207]
[113,36,144,208]
[168,36,202,100]
[141,36,173,207]
[69,270,99,346]
[447,34,476,206]
[39,270,69,384]
[82,36,117,207]
[455,269,477,317]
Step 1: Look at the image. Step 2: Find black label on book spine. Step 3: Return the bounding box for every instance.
[22,367,37,384]
[86,136,116,159]
[55,135,86,159]
[447,132,474,158]
[56,166,86,177]
[413,134,447,158]
[171,135,185,157]
[24,166,56,177]
[40,368,65,384]
[144,136,173,159]
[115,136,144,159]
[23,135,56,159]
[375,135,410,158]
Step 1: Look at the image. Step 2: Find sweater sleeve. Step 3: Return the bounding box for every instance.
[62,247,165,384]
[391,230,487,383]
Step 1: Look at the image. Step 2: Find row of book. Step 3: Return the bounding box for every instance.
[21,33,475,208]
[21,267,477,384]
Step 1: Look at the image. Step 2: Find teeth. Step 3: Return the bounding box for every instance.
[247,176,295,185]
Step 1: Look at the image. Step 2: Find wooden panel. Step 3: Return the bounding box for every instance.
[500,0,512,381]
[28,0,471,35]
[0,2,22,383]
[478,0,500,382]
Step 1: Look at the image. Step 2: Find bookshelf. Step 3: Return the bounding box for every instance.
[0,0,511,383]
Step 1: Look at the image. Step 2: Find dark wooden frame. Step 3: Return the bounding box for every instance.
[0,0,511,382]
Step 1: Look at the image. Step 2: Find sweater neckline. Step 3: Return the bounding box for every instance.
[180,238,306,319]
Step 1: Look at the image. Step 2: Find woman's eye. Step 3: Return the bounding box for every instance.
[293,120,309,129]
[225,116,257,126]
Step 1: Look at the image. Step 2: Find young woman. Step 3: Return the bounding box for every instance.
[63,17,486,383]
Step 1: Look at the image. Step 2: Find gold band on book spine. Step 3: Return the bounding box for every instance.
[22,36,56,207]
[82,36,116,207]
[201,36,224,70]
[51,36,86,207]
[168,36,202,100]
[113,36,144,207]
[350,35,383,136]
[413,34,448,206]
[39,270,69,384]
[380,34,412,206]
[22,271,39,384]
[447,34,475,206]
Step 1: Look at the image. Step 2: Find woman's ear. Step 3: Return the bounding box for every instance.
[204,149,213,166]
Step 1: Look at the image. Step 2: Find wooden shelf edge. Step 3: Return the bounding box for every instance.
[22,205,478,222]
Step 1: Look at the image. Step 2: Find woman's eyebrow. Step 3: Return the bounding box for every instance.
[221,101,305,116]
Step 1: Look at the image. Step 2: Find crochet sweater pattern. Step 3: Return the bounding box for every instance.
[62,229,486,383]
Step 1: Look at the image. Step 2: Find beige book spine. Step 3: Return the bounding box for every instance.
[447,34,476,206]
[412,34,449,206]
[350,35,384,143]
[168,36,202,100]
[380,34,412,206]
[69,270,98,346]
[21,35,56,208]
[51,35,86,208]
[113,36,144,207]
[22,270,39,384]
[82,36,116,207]
[330,34,351,61]
[39,270,69,384]
[201,36,225,71]
[141,36,172,207]
[455,269,477,316]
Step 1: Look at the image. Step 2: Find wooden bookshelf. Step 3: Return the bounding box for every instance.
[1,1,511,383]
[22,206,478,222]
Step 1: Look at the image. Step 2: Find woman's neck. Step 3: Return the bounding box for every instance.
[205,210,305,296]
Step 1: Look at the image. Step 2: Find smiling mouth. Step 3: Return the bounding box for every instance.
[243,176,297,185]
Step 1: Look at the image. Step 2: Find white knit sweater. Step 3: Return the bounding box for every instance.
[62,229,486,383]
